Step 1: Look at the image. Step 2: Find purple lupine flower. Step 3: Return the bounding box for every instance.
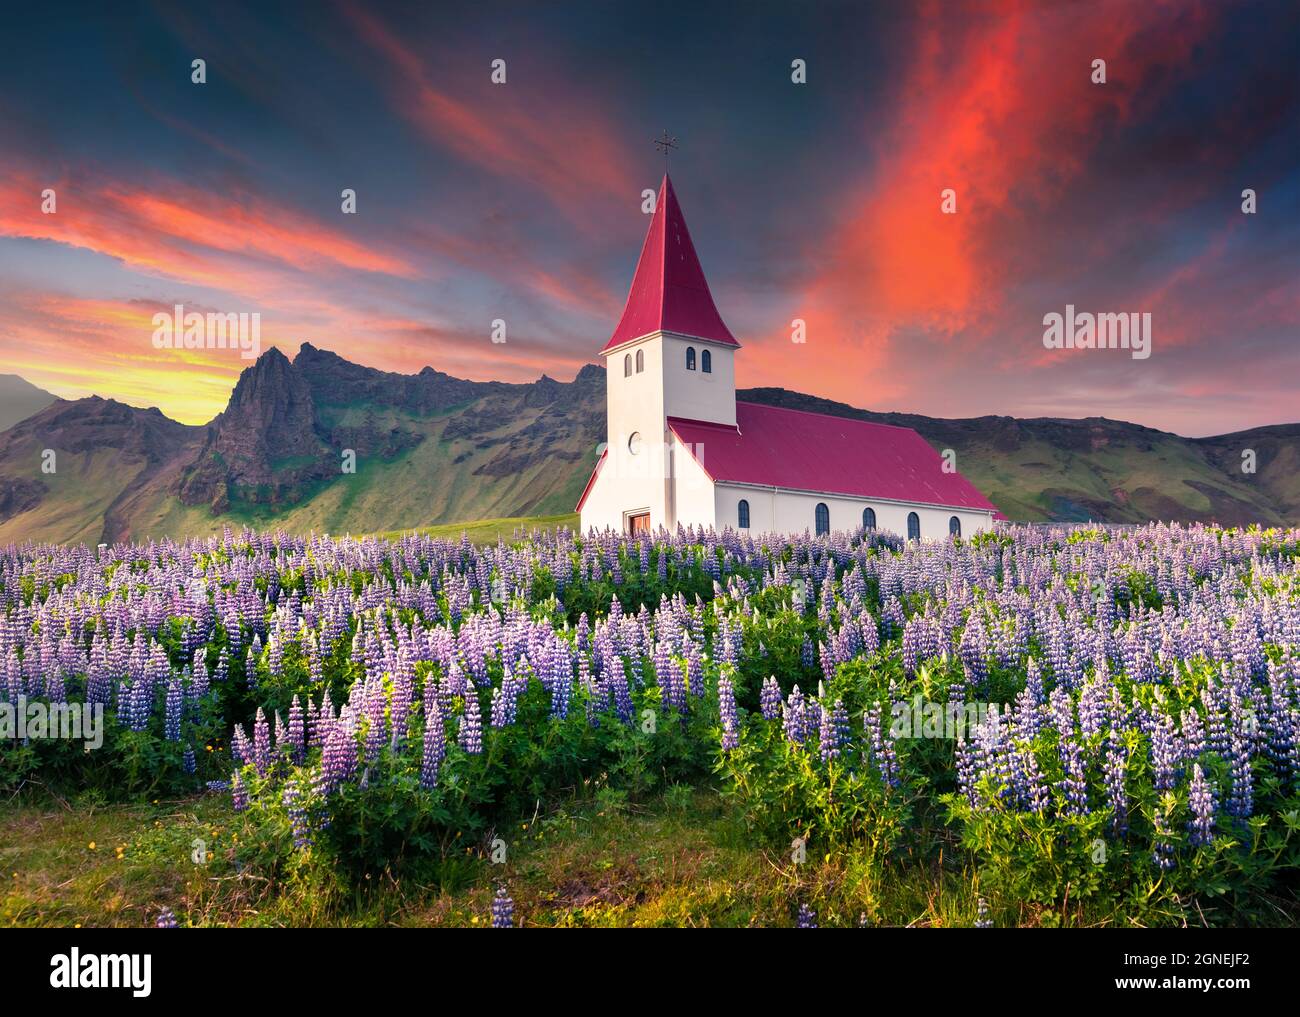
[1150,707,1180,792]
[818,702,839,762]
[459,690,483,754]
[421,695,446,789]
[1056,732,1088,816]
[864,703,900,787]
[1102,736,1128,836]
[796,903,817,928]
[231,770,248,812]
[491,885,514,928]
[283,781,312,850]
[1226,728,1253,820]
[1016,743,1050,813]
[287,697,305,764]
[164,678,182,741]
[318,714,357,795]
[607,656,634,724]
[155,908,179,929]
[783,686,806,745]
[1187,763,1216,847]
[760,676,782,721]
[800,637,815,669]
[1152,798,1176,872]
[1024,656,1045,705]
[1180,708,1205,762]
[718,674,739,751]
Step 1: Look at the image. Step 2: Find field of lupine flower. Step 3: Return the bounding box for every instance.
[3,521,1300,927]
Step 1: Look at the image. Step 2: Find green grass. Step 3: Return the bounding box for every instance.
[375,513,579,545]
[0,785,978,928]
[12,781,1277,928]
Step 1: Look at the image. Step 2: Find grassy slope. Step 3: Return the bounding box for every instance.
[145,398,593,542]
[376,513,579,544]
[952,431,1282,524]
[0,448,153,546]
[0,396,594,546]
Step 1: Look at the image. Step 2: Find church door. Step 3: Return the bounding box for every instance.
[627,512,650,535]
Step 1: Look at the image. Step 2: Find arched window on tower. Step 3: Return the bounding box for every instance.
[949,516,961,538]
[702,349,712,374]
[686,347,696,370]
[737,499,750,529]
[862,507,876,530]
[635,349,644,373]
[907,512,921,541]
[623,354,631,377]
[815,503,830,536]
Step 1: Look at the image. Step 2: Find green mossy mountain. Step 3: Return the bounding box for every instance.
[0,344,1293,545]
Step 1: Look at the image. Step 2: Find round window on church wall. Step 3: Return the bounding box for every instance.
[628,432,642,455]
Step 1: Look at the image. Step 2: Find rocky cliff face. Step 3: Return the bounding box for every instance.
[293,342,489,413]
[173,344,606,516]
[177,345,436,511]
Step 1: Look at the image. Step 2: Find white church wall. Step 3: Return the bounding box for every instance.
[714,483,993,540]
[667,431,717,528]
[582,335,670,532]
[659,333,736,427]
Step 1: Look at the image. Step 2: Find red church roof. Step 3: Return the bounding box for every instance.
[601,175,738,353]
[666,402,1000,512]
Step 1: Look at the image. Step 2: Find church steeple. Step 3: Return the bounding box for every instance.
[601,175,738,353]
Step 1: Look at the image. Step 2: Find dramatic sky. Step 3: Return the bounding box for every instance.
[1,0,1296,435]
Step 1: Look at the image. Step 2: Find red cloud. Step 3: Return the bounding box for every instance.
[757,0,1220,405]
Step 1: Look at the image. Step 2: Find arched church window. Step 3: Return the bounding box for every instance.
[686,347,696,370]
[624,354,631,377]
[737,499,750,529]
[907,512,921,541]
[815,503,830,536]
[635,349,644,373]
[949,516,961,538]
[702,350,712,373]
[862,507,876,530]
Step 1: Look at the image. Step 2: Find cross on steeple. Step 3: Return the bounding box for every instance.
[653,130,678,161]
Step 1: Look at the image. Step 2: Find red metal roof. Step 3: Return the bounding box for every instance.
[667,402,999,511]
[601,175,738,353]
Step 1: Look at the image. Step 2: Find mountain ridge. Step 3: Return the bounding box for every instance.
[0,343,1294,545]
[0,374,58,433]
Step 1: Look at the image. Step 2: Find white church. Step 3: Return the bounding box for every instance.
[577,175,1001,540]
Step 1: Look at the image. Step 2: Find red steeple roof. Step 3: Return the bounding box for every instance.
[601,175,738,353]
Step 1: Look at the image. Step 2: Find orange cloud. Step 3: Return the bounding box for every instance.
[0,173,416,294]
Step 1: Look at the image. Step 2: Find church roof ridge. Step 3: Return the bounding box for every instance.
[601,174,738,353]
